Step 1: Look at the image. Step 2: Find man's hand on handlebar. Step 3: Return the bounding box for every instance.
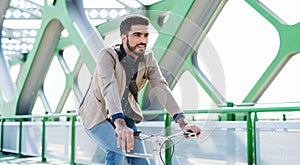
[114,118,134,152]
[177,117,201,139]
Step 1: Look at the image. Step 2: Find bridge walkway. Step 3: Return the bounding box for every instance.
[0,152,69,165]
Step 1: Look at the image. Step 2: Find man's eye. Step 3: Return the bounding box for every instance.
[131,33,148,38]
[132,33,141,37]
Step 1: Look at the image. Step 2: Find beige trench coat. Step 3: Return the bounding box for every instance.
[78,45,182,129]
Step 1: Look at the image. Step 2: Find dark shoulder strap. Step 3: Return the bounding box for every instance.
[114,47,126,62]
[114,46,139,102]
[114,46,137,81]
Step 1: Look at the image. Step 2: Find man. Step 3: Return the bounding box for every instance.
[78,15,201,165]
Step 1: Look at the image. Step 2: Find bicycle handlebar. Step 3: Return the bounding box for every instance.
[127,130,200,164]
[183,130,201,137]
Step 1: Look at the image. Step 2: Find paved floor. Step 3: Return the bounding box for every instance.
[0,153,70,165]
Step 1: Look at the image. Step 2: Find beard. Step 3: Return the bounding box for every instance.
[126,38,146,56]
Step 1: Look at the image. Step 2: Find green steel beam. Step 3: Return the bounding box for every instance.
[96,18,122,37]
[140,0,194,111]
[1,0,228,116]
[0,0,17,103]
[150,0,194,62]
[142,0,228,110]
[243,0,300,103]
[17,20,64,115]
[146,0,175,30]
[1,0,104,116]
[1,0,299,117]
[180,52,226,106]
[53,49,73,113]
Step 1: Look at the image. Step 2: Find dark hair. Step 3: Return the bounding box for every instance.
[120,15,149,35]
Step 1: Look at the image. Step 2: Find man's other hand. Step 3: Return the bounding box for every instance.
[114,118,134,152]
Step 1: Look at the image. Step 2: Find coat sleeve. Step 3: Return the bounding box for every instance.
[146,52,182,117]
[96,48,123,117]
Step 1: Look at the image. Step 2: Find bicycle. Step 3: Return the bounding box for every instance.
[126,130,200,165]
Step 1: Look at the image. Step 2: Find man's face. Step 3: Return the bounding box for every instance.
[122,24,149,56]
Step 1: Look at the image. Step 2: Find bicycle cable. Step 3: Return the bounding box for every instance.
[159,136,175,165]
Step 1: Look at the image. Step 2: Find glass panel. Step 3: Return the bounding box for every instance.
[256,121,300,164]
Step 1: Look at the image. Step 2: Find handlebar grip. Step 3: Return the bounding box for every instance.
[183,130,200,137]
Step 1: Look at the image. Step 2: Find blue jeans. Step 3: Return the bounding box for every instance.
[85,117,149,165]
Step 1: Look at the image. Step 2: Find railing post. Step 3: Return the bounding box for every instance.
[247,112,253,165]
[253,112,258,165]
[226,102,235,165]
[1,119,5,152]
[164,114,172,165]
[226,102,235,120]
[282,114,286,121]
[41,112,48,162]
[70,115,76,165]
[18,118,23,157]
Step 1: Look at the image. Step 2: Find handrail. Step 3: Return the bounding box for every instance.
[0,113,77,164]
[143,105,300,115]
[143,106,300,165]
[0,105,300,165]
[0,113,77,120]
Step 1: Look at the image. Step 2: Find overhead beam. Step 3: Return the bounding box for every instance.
[0,0,17,102]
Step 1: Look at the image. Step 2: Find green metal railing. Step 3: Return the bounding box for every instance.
[0,113,77,163]
[0,106,300,165]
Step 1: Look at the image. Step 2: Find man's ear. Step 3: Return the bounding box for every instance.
[121,34,127,43]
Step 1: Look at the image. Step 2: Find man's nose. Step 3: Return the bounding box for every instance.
[140,36,148,43]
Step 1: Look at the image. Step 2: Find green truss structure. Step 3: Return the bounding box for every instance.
[0,0,300,120]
